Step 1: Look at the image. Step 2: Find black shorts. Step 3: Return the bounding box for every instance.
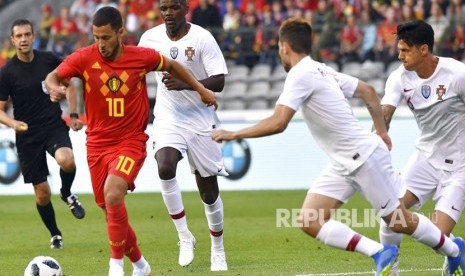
[16,123,72,185]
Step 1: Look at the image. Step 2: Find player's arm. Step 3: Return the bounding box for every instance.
[353,80,392,150]
[162,56,218,109]
[44,68,68,103]
[65,80,83,131]
[162,73,225,92]
[212,105,295,142]
[381,105,396,132]
[0,99,28,132]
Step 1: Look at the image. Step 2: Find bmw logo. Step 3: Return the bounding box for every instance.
[222,139,251,180]
[0,140,21,184]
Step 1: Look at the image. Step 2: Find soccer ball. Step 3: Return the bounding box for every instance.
[24,256,63,276]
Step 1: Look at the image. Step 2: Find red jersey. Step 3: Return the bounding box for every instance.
[57,44,164,149]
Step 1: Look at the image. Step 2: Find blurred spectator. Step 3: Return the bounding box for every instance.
[360,0,383,23]
[401,3,416,22]
[255,4,279,68]
[70,0,95,19]
[191,0,223,30]
[223,0,241,31]
[414,0,426,20]
[95,0,118,12]
[271,0,285,25]
[374,6,398,68]
[38,3,55,50]
[339,14,362,64]
[126,0,154,33]
[448,0,465,25]
[427,2,450,53]
[239,0,266,14]
[359,9,377,62]
[50,6,79,57]
[448,23,465,60]
[0,37,15,68]
[312,0,340,62]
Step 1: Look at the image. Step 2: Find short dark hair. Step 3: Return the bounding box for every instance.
[397,20,434,53]
[278,17,312,55]
[93,6,123,31]
[10,19,34,36]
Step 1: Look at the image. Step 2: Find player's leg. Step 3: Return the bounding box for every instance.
[105,140,149,275]
[305,164,397,276]
[46,125,85,219]
[155,146,196,266]
[188,133,228,271]
[195,173,227,271]
[33,181,62,249]
[18,135,62,249]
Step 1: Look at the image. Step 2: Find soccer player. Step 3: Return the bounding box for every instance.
[0,19,85,250]
[44,6,217,276]
[379,20,465,275]
[138,0,228,271]
[212,17,465,276]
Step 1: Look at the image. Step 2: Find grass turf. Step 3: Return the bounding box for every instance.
[1,190,464,275]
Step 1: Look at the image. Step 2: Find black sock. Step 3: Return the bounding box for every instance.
[36,202,61,237]
[60,168,76,199]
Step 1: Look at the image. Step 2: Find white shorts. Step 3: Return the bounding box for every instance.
[309,144,401,217]
[402,150,465,222]
[152,124,228,177]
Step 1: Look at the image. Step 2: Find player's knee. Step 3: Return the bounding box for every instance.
[157,164,176,180]
[56,154,75,171]
[201,191,218,205]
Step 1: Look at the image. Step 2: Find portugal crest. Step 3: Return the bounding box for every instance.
[185,47,195,61]
[170,47,178,59]
[107,76,121,93]
[436,84,446,101]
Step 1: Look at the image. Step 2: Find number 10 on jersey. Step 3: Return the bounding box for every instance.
[106,98,125,117]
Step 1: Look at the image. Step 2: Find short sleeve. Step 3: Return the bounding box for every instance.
[381,68,404,107]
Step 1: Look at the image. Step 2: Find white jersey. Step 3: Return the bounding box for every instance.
[276,57,382,174]
[138,23,228,135]
[382,57,465,171]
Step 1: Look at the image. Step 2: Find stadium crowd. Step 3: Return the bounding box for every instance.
[1,0,465,71]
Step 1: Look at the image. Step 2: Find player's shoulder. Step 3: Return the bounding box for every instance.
[438,57,465,70]
[141,24,165,38]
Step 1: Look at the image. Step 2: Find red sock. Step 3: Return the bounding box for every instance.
[106,203,128,259]
[125,225,142,262]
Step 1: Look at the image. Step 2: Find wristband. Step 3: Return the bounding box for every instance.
[70,113,79,119]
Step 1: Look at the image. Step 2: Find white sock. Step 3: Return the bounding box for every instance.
[379,219,403,246]
[132,256,147,270]
[109,258,124,269]
[160,178,191,240]
[204,196,224,251]
[411,213,459,257]
[316,220,383,256]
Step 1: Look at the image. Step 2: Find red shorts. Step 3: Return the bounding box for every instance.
[87,138,147,208]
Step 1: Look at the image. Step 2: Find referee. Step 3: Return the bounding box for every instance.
[0,19,85,249]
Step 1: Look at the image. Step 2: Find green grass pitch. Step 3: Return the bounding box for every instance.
[1,190,464,275]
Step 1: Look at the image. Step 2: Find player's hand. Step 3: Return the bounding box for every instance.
[70,118,84,131]
[212,129,235,142]
[377,131,392,151]
[162,72,187,91]
[12,121,28,133]
[199,88,218,110]
[49,86,67,103]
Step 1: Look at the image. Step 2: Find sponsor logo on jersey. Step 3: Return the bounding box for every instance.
[107,76,122,93]
[185,47,195,61]
[170,47,178,59]
[436,84,446,101]
[421,85,431,99]
[92,62,101,69]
